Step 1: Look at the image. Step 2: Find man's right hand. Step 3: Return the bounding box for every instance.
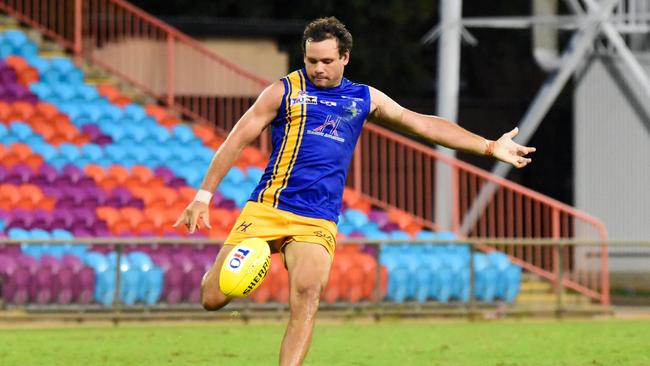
[173,201,212,233]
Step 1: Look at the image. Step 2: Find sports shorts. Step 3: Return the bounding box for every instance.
[224,201,337,260]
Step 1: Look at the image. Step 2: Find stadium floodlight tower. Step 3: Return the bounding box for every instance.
[424,0,650,236]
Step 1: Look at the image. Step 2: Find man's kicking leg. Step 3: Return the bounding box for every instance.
[280,242,332,366]
[200,244,236,310]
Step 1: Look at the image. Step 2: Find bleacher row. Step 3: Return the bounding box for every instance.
[0,29,521,307]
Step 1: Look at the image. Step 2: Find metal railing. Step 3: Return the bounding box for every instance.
[0,238,631,321]
[348,124,609,305]
[0,0,609,304]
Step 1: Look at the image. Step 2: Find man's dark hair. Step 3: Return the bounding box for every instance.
[302,17,353,57]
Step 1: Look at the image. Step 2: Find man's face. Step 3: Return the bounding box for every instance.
[304,37,349,88]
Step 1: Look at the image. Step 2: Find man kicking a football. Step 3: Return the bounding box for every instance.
[174,17,535,366]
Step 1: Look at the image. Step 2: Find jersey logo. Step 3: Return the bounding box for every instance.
[319,99,337,107]
[290,90,317,106]
[307,114,345,142]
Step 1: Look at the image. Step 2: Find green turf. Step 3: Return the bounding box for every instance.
[0,318,648,365]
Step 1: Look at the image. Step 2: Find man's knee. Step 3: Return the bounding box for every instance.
[292,280,323,304]
[200,272,229,311]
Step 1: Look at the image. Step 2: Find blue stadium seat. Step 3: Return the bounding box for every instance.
[58,143,81,162]
[25,55,50,74]
[123,104,146,121]
[148,125,171,143]
[3,30,28,47]
[488,251,522,302]
[102,104,123,121]
[473,252,498,303]
[106,252,139,305]
[344,209,369,230]
[81,143,104,161]
[171,125,195,143]
[104,144,129,161]
[18,41,37,58]
[246,166,264,183]
[223,167,246,185]
[29,82,51,99]
[49,57,74,73]
[65,68,84,84]
[127,252,164,305]
[9,121,33,139]
[0,123,8,138]
[76,84,99,102]
[51,82,76,101]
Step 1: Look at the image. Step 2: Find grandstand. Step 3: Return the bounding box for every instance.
[0,0,614,318]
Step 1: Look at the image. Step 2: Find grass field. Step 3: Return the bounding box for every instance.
[1,318,648,365]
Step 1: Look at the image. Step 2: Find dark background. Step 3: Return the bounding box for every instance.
[129,0,575,205]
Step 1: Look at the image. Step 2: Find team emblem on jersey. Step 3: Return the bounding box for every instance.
[307,114,345,142]
[290,90,318,106]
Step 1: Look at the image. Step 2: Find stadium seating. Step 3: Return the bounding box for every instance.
[0,28,521,307]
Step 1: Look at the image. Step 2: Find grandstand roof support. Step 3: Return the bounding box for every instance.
[435,0,462,231]
[426,0,648,235]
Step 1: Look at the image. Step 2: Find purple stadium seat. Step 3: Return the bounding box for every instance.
[80,124,102,139]
[368,209,389,227]
[5,164,32,184]
[380,222,401,232]
[51,209,75,229]
[60,255,95,304]
[0,165,7,182]
[31,209,53,229]
[62,165,84,184]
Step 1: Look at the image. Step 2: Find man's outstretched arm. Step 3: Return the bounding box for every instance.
[368,87,536,168]
[174,81,284,232]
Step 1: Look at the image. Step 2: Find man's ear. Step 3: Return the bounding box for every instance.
[341,51,350,65]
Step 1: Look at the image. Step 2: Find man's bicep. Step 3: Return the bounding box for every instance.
[368,86,405,127]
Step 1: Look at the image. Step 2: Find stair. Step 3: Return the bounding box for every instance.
[516,274,592,307]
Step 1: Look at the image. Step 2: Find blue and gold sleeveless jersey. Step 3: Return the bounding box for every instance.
[249,68,370,223]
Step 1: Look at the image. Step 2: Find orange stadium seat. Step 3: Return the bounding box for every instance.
[10,143,32,161]
[120,207,145,232]
[322,260,342,304]
[55,121,80,141]
[18,67,39,85]
[271,254,289,304]
[10,101,35,121]
[84,164,106,182]
[0,184,20,209]
[106,165,130,184]
[17,184,45,208]
[144,104,168,122]
[35,102,59,120]
[160,115,180,128]
[388,208,414,231]
[192,123,214,143]
[129,165,154,184]
[22,153,44,171]
[154,186,179,207]
[97,84,120,100]
[0,101,10,121]
[5,55,28,72]
[96,206,120,227]
[177,186,197,202]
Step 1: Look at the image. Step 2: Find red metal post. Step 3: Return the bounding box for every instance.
[166,33,174,107]
[451,165,460,233]
[353,141,362,192]
[599,225,610,306]
[551,207,561,286]
[74,0,82,62]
